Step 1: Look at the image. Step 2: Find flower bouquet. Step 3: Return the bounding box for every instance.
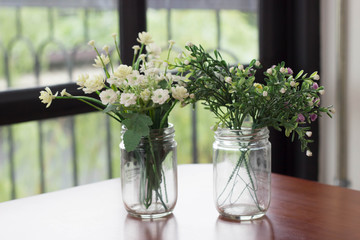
[174,43,335,219]
[40,32,191,218]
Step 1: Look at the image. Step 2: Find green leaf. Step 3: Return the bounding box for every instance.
[295,70,304,79]
[103,104,117,113]
[122,114,153,151]
[310,71,318,78]
[158,79,168,89]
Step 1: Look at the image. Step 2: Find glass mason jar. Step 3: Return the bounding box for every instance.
[213,127,271,220]
[120,124,177,219]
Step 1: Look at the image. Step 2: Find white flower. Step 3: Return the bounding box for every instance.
[103,45,109,54]
[280,67,286,74]
[330,107,336,114]
[225,77,232,84]
[238,64,244,71]
[306,150,313,157]
[88,40,95,47]
[93,54,110,68]
[107,76,123,87]
[120,93,137,107]
[111,33,117,40]
[126,70,141,86]
[185,41,194,47]
[140,89,151,101]
[184,59,190,65]
[290,81,296,87]
[319,89,325,95]
[83,73,105,94]
[171,86,189,102]
[190,93,195,99]
[39,87,58,108]
[313,74,320,80]
[132,45,140,54]
[99,89,118,105]
[60,89,71,97]
[76,73,89,89]
[255,60,261,67]
[263,91,268,97]
[146,43,161,57]
[152,89,170,105]
[306,131,312,137]
[229,67,234,73]
[137,31,154,45]
[266,68,273,75]
[308,101,314,107]
[168,40,175,47]
[114,64,133,79]
[280,88,286,94]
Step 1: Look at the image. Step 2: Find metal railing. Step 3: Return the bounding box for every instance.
[0,0,257,201]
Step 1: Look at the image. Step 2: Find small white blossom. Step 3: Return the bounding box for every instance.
[290,81,296,87]
[140,89,151,101]
[255,60,261,67]
[262,91,268,97]
[280,67,286,74]
[280,88,286,94]
[120,93,137,107]
[319,89,325,95]
[146,43,161,57]
[152,89,170,105]
[60,89,71,97]
[132,45,140,54]
[107,76,123,87]
[266,68,273,75]
[190,93,195,99]
[114,64,133,79]
[163,62,169,67]
[76,73,89,89]
[330,107,336,114]
[168,40,175,47]
[111,33,117,40]
[313,74,320,80]
[99,89,118,105]
[137,31,154,45]
[238,64,244,71]
[88,40,95,47]
[308,101,314,107]
[225,77,232,84]
[229,67,234,73]
[103,45,109,54]
[185,41,194,47]
[306,131,312,137]
[184,60,190,65]
[93,54,110,68]
[306,150,313,157]
[83,73,105,94]
[39,87,58,108]
[171,86,189,102]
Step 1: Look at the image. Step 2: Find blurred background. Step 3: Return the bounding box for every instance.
[0,0,358,202]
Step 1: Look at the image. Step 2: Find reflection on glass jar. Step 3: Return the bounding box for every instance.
[213,127,271,220]
[120,124,177,219]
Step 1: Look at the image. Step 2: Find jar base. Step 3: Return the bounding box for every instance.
[218,204,266,221]
[126,203,173,219]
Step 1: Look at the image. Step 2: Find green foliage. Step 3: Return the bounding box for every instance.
[122,114,153,151]
[176,44,334,153]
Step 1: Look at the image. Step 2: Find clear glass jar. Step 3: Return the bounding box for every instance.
[213,127,271,220]
[120,124,177,219]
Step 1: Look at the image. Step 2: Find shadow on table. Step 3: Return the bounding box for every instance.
[215,215,274,240]
[123,214,178,240]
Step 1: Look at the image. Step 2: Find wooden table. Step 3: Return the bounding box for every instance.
[0,164,359,240]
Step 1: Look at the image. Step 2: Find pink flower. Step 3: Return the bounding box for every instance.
[297,113,305,122]
[310,114,318,121]
[312,83,319,90]
[287,68,293,75]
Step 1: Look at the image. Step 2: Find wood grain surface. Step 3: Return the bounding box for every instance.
[0,164,359,240]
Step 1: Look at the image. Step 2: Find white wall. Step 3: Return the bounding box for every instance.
[320,0,360,190]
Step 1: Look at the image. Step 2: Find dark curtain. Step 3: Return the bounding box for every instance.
[259,0,320,180]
